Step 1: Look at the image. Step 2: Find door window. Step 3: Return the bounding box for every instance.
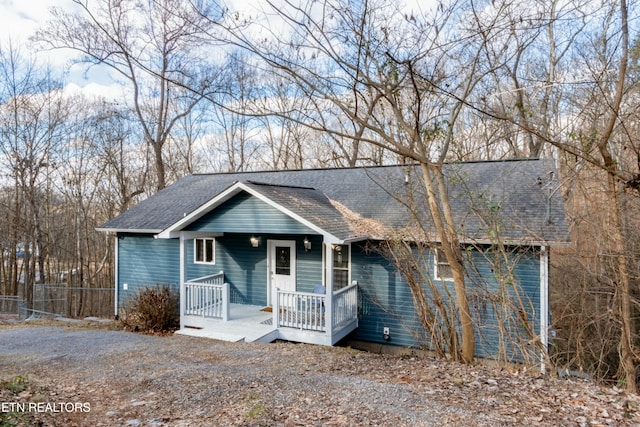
[275,246,291,275]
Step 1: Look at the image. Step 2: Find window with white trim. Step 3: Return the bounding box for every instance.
[194,238,216,264]
[333,244,350,290]
[434,248,453,280]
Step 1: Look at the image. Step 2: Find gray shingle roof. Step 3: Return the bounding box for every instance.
[242,181,354,240]
[98,158,570,244]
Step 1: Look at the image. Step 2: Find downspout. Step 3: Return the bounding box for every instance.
[179,233,186,330]
[114,235,119,318]
[540,245,549,374]
[325,242,334,345]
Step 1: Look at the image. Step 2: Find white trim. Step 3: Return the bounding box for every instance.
[194,237,216,265]
[433,248,454,281]
[348,243,352,288]
[324,242,334,344]
[156,181,342,244]
[245,184,333,240]
[540,245,549,373]
[267,239,297,305]
[114,236,119,317]
[156,183,241,238]
[331,243,351,289]
[179,231,223,239]
[180,234,186,330]
[97,228,162,234]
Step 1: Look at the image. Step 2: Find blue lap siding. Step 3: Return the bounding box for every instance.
[351,241,541,360]
[114,190,542,362]
[184,192,323,304]
[186,233,323,306]
[187,191,316,235]
[116,234,180,309]
[116,192,325,310]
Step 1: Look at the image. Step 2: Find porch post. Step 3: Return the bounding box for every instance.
[272,287,280,328]
[222,282,230,321]
[324,242,334,343]
[179,233,186,330]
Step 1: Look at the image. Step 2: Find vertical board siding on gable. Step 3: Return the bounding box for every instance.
[351,241,541,361]
[186,234,323,306]
[117,234,180,309]
[187,192,316,235]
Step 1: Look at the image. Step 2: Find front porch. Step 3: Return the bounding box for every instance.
[178,272,358,346]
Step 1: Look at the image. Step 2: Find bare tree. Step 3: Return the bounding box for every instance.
[206,53,262,172]
[474,0,639,390]
[576,0,636,392]
[35,0,222,191]
[0,42,69,308]
[197,0,519,362]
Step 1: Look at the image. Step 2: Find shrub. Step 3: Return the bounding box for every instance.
[120,284,179,333]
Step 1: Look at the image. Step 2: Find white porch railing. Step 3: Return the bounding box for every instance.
[183,271,229,321]
[276,290,327,331]
[274,283,358,337]
[332,283,358,329]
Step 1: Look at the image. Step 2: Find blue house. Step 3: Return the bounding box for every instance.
[98,159,569,360]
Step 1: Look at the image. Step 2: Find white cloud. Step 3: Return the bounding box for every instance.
[62,81,130,102]
[0,0,81,67]
[0,0,75,43]
[0,0,125,97]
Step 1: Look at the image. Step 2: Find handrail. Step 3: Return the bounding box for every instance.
[332,283,358,330]
[183,271,229,321]
[333,282,357,296]
[187,271,224,285]
[275,289,326,332]
[275,284,358,334]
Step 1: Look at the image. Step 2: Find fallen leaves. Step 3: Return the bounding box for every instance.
[1,324,640,426]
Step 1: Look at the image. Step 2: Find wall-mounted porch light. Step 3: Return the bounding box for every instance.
[250,235,259,248]
[303,236,311,251]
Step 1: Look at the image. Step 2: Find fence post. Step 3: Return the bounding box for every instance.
[18,301,27,321]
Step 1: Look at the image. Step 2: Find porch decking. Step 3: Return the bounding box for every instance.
[178,272,358,346]
[176,304,277,343]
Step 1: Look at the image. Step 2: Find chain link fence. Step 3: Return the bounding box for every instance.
[0,296,27,320]
[1,285,114,320]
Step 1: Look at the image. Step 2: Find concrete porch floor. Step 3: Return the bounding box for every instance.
[175,304,277,343]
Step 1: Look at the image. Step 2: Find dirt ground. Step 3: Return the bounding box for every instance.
[1,319,639,426]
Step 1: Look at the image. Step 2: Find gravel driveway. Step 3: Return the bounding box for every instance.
[1,321,638,426]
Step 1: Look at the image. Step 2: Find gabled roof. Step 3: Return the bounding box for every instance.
[98,158,570,245]
[154,181,353,242]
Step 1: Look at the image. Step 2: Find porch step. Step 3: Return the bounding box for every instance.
[175,328,246,342]
[248,328,279,344]
[175,323,278,344]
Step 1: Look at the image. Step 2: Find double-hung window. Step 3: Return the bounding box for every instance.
[194,238,216,264]
[434,248,453,281]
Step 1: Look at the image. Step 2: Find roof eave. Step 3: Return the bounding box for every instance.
[96,227,163,234]
[156,181,343,243]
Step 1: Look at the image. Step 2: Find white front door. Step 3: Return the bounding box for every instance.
[268,240,296,304]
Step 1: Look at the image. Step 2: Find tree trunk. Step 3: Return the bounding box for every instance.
[606,173,636,391]
[420,162,475,362]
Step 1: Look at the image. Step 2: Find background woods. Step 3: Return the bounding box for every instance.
[0,0,638,390]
